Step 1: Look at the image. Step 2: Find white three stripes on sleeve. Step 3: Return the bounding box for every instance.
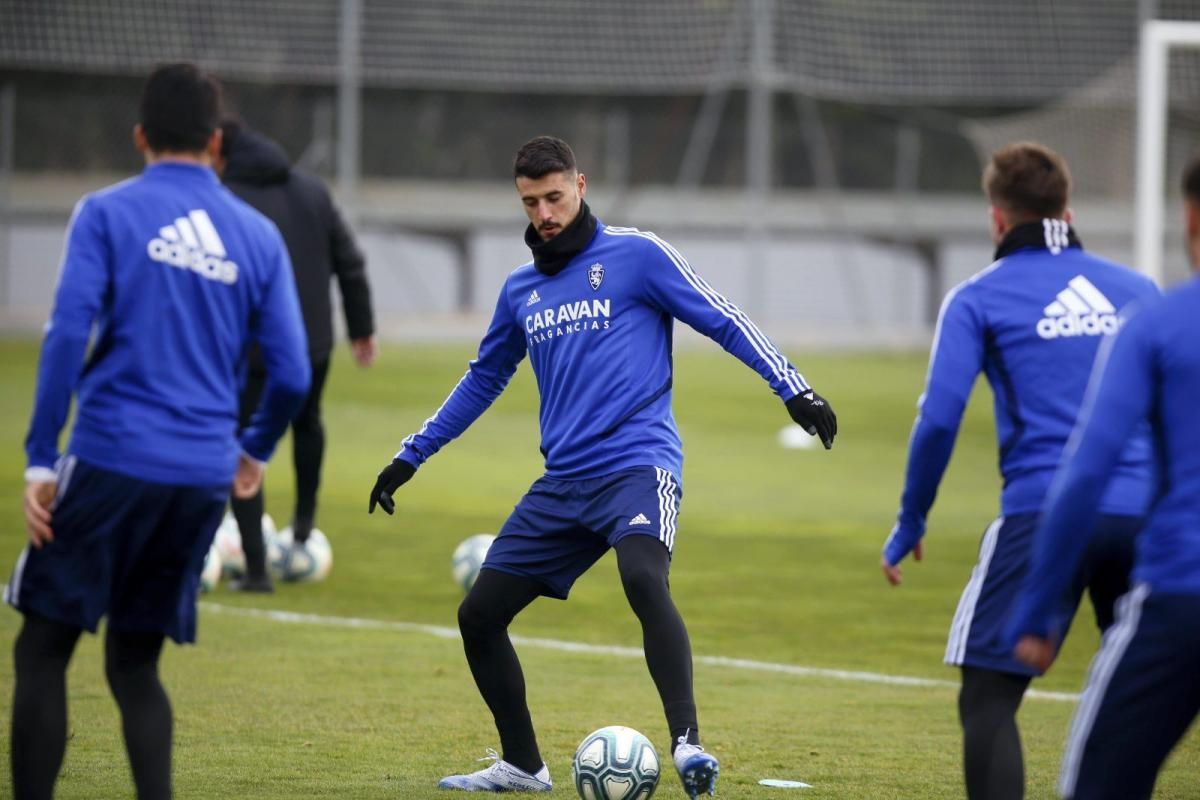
[604,227,808,396]
[395,370,472,460]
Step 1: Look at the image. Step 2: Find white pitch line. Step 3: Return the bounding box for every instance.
[198,601,1080,703]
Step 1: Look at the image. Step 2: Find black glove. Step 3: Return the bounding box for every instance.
[368,458,417,515]
[785,389,838,450]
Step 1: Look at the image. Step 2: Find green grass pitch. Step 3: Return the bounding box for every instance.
[0,336,1196,798]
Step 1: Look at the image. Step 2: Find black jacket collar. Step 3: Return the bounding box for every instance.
[994,219,1082,261]
[222,127,291,185]
[525,201,598,276]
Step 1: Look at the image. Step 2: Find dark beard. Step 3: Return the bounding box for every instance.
[524,201,599,276]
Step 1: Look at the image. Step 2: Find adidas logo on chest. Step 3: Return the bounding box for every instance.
[1036,275,1119,340]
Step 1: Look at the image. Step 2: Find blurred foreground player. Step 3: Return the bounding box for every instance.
[881,142,1158,800]
[7,64,309,800]
[369,136,837,797]
[1009,156,1200,799]
[216,120,376,591]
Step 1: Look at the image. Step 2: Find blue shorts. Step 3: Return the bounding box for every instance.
[484,466,682,599]
[944,513,1138,677]
[1059,586,1200,799]
[4,456,228,644]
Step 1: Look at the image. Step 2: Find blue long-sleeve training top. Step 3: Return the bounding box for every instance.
[25,162,311,487]
[884,222,1159,566]
[1010,276,1200,640]
[396,222,809,480]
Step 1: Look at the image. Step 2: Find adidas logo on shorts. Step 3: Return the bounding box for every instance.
[629,513,651,526]
[146,209,239,285]
[1036,275,1119,340]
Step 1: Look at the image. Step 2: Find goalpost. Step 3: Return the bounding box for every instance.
[1135,19,1200,285]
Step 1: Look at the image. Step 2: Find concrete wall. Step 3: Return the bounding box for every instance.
[3,180,1188,348]
[1,217,956,347]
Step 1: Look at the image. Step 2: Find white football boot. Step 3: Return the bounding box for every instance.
[673,741,720,798]
[437,749,552,792]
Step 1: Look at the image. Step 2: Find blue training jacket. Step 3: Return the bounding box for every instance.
[1010,276,1200,640]
[396,222,809,480]
[884,221,1159,566]
[25,162,311,487]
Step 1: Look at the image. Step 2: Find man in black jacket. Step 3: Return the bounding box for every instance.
[217,120,377,591]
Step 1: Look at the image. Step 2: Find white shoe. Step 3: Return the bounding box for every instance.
[674,742,719,798]
[437,749,552,792]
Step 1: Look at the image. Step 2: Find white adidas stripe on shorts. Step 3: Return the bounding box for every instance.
[944,516,1003,666]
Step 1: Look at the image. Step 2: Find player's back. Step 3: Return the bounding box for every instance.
[960,240,1158,514]
[1130,277,1200,593]
[58,162,307,485]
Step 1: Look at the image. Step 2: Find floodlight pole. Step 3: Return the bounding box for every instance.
[0,83,13,309]
[678,10,743,189]
[745,0,775,317]
[337,0,362,225]
[1135,20,1200,285]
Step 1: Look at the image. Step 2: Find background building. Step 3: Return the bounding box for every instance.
[2,0,1199,345]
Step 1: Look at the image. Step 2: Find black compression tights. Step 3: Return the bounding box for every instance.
[105,629,172,800]
[457,569,544,774]
[959,666,1032,800]
[10,615,172,800]
[615,535,699,750]
[11,614,81,800]
[457,536,698,775]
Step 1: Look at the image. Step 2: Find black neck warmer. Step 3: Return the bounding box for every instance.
[994,219,1083,260]
[524,201,598,276]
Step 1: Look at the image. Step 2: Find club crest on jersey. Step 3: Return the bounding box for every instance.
[587,262,604,291]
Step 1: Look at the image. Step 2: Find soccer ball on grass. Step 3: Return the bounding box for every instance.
[452,533,495,592]
[212,512,276,578]
[572,725,660,800]
[267,526,333,583]
[199,540,222,592]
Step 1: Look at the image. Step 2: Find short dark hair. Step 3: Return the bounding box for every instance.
[139,63,222,154]
[513,136,577,180]
[983,142,1071,220]
[1183,154,1200,204]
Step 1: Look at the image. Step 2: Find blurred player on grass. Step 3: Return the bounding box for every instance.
[880,142,1158,800]
[7,64,309,800]
[368,135,837,796]
[1007,157,1200,799]
[215,119,377,591]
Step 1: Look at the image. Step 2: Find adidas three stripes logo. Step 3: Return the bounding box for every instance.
[1036,275,1120,340]
[147,209,240,285]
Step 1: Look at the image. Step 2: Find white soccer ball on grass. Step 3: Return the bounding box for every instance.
[777,424,817,450]
[452,533,495,593]
[212,513,245,578]
[572,725,660,800]
[199,540,222,592]
[268,526,333,583]
[212,512,277,578]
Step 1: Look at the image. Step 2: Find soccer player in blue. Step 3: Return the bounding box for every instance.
[880,142,1158,800]
[368,136,837,797]
[6,64,310,800]
[1008,157,1200,799]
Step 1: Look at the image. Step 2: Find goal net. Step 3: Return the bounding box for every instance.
[2,0,1199,278]
[0,1,1187,99]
